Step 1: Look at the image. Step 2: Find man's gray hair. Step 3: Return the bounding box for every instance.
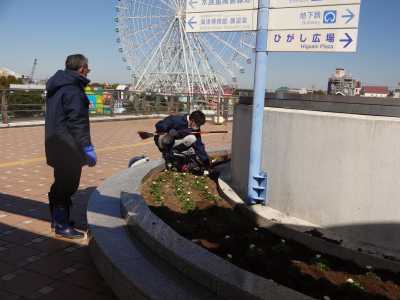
[65,54,88,71]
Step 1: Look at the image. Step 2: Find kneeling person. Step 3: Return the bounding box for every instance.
[154,110,210,172]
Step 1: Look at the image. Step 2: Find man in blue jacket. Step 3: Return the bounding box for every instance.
[45,54,97,239]
[155,110,210,172]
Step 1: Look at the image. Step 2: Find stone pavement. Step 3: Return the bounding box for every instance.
[0,119,232,300]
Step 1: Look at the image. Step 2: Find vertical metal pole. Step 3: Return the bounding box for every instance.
[247,0,269,205]
[187,94,191,113]
[223,97,229,121]
[110,91,115,117]
[217,90,221,122]
[1,90,8,124]
[155,95,160,114]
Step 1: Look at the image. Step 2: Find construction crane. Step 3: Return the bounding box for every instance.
[29,58,37,83]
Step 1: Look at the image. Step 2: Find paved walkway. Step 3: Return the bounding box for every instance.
[0,119,232,300]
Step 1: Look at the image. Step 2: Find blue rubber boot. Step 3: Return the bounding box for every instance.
[50,204,75,231]
[54,206,84,239]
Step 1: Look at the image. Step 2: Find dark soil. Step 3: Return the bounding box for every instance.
[141,170,400,300]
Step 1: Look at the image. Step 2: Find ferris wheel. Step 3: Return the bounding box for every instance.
[115,0,256,96]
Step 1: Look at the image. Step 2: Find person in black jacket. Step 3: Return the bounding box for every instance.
[45,54,96,239]
[154,110,210,172]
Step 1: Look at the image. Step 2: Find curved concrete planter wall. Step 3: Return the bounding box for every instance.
[87,158,312,300]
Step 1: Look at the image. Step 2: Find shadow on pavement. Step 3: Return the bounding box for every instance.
[0,190,117,300]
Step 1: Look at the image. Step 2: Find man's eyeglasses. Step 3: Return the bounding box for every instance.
[83,65,91,73]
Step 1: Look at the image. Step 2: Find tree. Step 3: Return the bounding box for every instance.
[314,90,326,96]
[0,75,23,89]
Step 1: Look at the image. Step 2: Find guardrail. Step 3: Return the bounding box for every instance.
[1,89,45,124]
[0,88,236,125]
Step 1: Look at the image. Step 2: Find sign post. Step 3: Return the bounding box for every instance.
[247,0,269,204]
[185,0,361,205]
[185,0,265,204]
[246,0,361,205]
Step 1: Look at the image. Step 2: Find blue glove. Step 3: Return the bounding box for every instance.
[83,145,97,167]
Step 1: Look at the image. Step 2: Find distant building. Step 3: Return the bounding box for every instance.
[290,88,309,94]
[275,86,289,93]
[222,86,234,96]
[275,86,309,94]
[9,84,45,91]
[361,86,389,98]
[235,88,253,97]
[327,68,360,96]
[394,88,400,98]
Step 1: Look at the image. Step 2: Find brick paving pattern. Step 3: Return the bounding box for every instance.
[0,119,232,299]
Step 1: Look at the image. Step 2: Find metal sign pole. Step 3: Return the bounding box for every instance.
[247,0,268,205]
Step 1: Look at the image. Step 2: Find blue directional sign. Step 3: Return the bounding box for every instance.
[186,0,258,13]
[267,29,358,52]
[268,5,360,30]
[186,10,258,33]
[269,0,361,8]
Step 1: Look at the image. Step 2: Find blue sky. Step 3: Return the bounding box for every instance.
[0,0,399,90]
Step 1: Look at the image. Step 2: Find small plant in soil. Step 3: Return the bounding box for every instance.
[271,239,291,255]
[172,173,196,212]
[149,179,164,205]
[343,278,365,291]
[366,271,382,281]
[192,175,221,202]
[142,170,400,300]
[191,175,206,190]
[311,254,331,271]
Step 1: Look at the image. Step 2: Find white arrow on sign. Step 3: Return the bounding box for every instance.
[269,0,361,8]
[267,29,358,52]
[268,5,360,30]
[185,10,258,33]
[186,0,258,13]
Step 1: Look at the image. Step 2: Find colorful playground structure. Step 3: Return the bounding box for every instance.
[85,86,113,114]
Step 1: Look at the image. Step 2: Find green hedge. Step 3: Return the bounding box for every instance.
[7,91,44,119]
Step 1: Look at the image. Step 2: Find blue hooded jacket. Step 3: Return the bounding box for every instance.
[45,70,91,167]
[155,114,209,164]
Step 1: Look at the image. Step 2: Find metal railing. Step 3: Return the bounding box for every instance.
[0,88,236,125]
[1,89,45,124]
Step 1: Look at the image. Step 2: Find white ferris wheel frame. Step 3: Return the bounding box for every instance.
[115,0,256,97]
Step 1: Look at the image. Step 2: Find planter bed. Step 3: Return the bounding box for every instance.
[140,169,400,300]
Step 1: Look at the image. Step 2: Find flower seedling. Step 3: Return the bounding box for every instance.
[149,179,164,205]
[366,271,381,281]
[172,172,196,212]
[344,278,365,291]
[271,239,291,254]
[311,254,331,271]
[191,176,220,202]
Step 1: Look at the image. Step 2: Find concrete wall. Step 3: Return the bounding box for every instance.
[240,93,400,118]
[231,105,400,254]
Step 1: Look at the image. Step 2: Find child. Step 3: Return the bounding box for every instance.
[154,110,210,172]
